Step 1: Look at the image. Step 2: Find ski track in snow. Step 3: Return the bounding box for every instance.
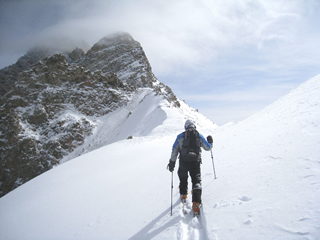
[175,201,208,240]
[129,199,209,240]
[126,189,210,240]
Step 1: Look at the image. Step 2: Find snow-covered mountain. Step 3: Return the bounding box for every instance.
[0,73,319,239]
[0,32,187,197]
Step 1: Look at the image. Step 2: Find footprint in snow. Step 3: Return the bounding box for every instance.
[213,196,252,209]
[244,219,252,225]
[239,196,252,202]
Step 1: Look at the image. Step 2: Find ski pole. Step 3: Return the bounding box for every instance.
[211,149,217,179]
[170,171,173,216]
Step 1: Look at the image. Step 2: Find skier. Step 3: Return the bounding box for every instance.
[167,120,213,216]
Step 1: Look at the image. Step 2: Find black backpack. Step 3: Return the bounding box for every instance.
[180,129,201,162]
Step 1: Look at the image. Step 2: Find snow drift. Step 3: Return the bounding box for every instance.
[0,75,319,240]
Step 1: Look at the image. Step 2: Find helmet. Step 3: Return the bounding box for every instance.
[184,120,196,130]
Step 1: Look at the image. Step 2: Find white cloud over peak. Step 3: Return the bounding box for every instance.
[1,0,320,124]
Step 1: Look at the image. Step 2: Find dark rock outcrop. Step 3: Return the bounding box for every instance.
[0,32,179,197]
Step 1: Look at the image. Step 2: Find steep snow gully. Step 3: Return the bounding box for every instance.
[0,75,320,239]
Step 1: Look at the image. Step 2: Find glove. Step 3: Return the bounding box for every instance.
[167,161,175,172]
[207,135,213,144]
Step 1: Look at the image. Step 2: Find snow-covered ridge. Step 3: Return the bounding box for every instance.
[61,88,167,162]
[238,73,320,129]
[62,87,217,162]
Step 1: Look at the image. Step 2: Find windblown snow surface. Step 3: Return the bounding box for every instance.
[1,75,320,240]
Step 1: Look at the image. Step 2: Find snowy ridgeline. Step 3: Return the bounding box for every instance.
[60,87,215,163]
[0,75,320,239]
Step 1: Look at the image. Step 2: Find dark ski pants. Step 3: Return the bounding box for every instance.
[178,160,202,204]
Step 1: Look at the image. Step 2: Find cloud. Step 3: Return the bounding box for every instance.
[2,0,319,72]
[1,0,320,124]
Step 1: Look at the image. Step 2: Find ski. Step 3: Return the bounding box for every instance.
[182,202,191,214]
[181,199,192,215]
[191,204,204,229]
[182,202,187,214]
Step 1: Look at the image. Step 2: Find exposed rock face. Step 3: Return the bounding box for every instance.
[0,32,179,197]
[83,33,156,88]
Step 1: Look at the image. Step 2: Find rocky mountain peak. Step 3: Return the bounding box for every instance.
[0,32,179,197]
[68,48,85,62]
[94,32,137,49]
[83,32,155,88]
[15,47,60,70]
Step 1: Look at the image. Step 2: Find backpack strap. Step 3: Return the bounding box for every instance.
[192,129,201,156]
[181,130,190,156]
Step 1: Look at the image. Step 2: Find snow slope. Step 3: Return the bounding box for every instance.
[206,74,320,239]
[0,75,319,240]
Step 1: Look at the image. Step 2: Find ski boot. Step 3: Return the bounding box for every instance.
[193,202,201,217]
[180,194,187,203]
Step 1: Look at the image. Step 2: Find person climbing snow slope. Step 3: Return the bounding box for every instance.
[167,120,213,216]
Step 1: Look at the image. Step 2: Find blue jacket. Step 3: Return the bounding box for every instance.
[170,130,212,163]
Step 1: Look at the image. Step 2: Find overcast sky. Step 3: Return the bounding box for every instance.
[1,0,320,125]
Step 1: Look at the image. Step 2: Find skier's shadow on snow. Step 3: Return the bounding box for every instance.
[129,200,181,240]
